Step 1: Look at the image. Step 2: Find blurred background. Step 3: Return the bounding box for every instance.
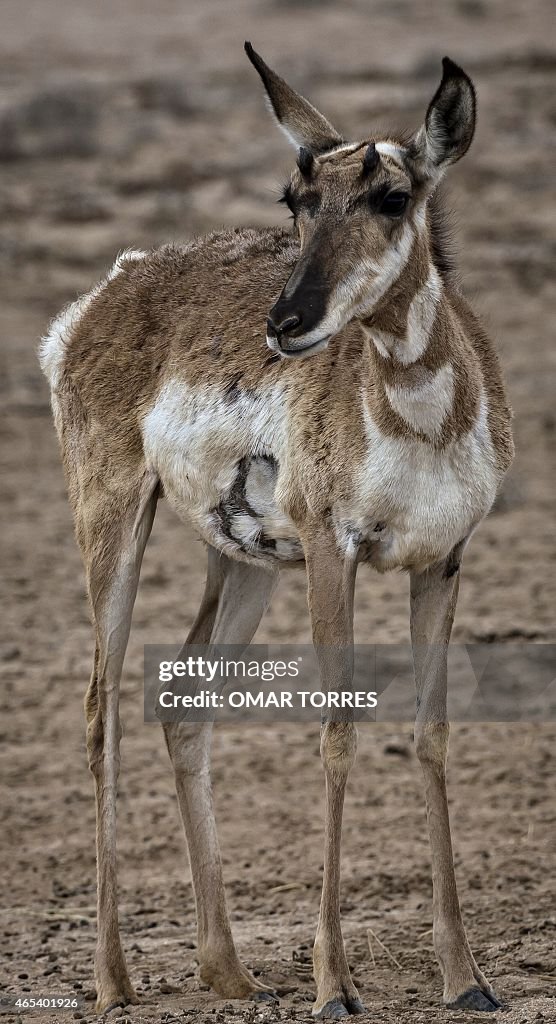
[0,2,554,1022]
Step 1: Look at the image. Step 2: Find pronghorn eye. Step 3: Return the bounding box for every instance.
[379,191,410,217]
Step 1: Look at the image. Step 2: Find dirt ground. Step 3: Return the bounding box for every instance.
[0,2,555,1023]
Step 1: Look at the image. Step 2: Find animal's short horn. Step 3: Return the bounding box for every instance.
[362,143,380,177]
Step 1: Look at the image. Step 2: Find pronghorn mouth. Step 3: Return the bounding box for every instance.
[266,335,331,359]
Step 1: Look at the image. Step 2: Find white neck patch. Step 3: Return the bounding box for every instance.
[369,264,442,365]
[384,362,455,437]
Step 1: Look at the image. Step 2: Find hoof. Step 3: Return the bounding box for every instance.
[447,987,502,1012]
[102,1001,128,1016]
[346,997,366,1014]
[313,999,350,1019]
[97,988,139,1015]
[252,990,279,1004]
[313,996,366,1018]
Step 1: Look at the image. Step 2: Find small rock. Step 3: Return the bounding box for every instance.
[1,645,20,661]
[384,742,410,757]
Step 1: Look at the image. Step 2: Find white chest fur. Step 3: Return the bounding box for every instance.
[341,395,501,571]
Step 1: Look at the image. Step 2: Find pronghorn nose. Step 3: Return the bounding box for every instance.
[266,313,302,339]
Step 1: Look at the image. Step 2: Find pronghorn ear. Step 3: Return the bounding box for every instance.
[244,41,342,154]
[412,57,476,174]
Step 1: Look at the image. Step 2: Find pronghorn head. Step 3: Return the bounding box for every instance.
[245,43,476,359]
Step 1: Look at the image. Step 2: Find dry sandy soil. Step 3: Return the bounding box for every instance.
[0,2,555,1023]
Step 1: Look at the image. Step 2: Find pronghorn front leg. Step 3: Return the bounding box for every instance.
[410,546,501,1013]
[301,525,365,1019]
[164,548,279,1002]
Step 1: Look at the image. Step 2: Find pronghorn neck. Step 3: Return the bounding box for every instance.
[360,233,442,368]
[357,241,477,443]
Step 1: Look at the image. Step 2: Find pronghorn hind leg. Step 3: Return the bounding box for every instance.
[163,548,279,1002]
[82,470,159,1013]
[410,548,501,1013]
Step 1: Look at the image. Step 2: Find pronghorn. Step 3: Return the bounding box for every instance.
[40,42,513,1019]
